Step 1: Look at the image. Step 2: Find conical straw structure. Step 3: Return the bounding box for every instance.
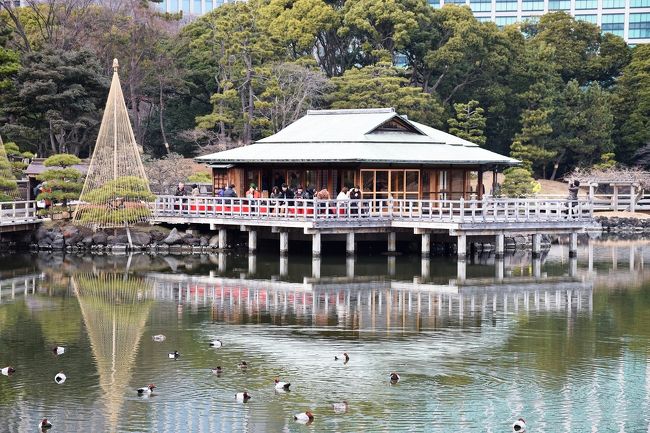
[73,59,155,228]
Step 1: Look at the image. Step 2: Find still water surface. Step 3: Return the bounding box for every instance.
[0,240,649,432]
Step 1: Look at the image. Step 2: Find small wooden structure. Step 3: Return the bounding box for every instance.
[196,108,517,200]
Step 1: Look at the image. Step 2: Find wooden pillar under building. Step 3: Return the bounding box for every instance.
[280,231,289,255]
[495,233,504,257]
[532,233,542,257]
[248,254,257,275]
[248,230,257,252]
[312,257,321,279]
[346,256,355,279]
[218,228,227,249]
[533,257,541,278]
[312,232,321,257]
[280,255,288,277]
[457,233,467,258]
[421,232,430,256]
[569,232,578,257]
[346,232,355,256]
[387,232,396,253]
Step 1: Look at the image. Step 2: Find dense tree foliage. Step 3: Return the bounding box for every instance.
[0,0,644,179]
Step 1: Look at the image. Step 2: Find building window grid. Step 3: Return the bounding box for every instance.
[495,0,518,11]
[601,13,626,37]
[602,0,626,8]
[576,14,598,23]
[575,0,598,9]
[495,15,518,27]
[522,0,545,10]
[470,0,493,12]
[629,13,650,38]
[548,0,571,10]
[631,0,650,7]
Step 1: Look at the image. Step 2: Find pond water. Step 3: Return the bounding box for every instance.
[0,239,649,433]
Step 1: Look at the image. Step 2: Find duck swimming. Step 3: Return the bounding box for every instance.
[38,418,52,431]
[389,372,400,383]
[334,353,350,363]
[168,350,180,359]
[52,346,65,356]
[235,392,251,402]
[1,366,16,376]
[137,384,156,395]
[54,372,66,384]
[211,367,223,375]
[209,339,223,348]
[512,418,526,432]
[152,335,166,342]
[274,378,291,391]
[238,361,248,370]
[293,411,314,424]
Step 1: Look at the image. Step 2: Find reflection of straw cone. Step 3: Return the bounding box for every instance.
[73,273,153,433]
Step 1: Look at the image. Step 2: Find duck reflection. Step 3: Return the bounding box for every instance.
[72,272,153,433]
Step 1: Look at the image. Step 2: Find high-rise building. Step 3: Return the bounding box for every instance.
[427,0,649,44]
[154,0,235,16]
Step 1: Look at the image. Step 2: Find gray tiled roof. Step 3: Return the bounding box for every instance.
[196,108,518,166]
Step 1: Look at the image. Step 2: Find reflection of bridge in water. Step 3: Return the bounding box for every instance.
[147,272,594,328]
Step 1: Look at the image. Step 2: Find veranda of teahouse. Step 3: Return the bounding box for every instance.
[195,108,518,200]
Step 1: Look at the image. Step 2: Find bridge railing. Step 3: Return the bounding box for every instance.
[0,201,38,225]
[152,196,593,223]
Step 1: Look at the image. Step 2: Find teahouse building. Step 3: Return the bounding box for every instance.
[196,108,517,200]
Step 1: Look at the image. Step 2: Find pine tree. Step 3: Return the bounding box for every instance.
[448,100,486,146]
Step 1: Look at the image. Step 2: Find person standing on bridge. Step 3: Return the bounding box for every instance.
[567,180,580,214]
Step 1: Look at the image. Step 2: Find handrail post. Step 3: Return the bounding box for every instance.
[459,197,464,223]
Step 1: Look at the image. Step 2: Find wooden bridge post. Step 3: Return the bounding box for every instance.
[495,257,504,280]
[346,256,355,278]
[312,232,321,257]
[495,232,505,257]
[421,257,430,279]
[421,232,431,256]
[279,231,289,255]
[569,232,578,258]
[248,230,257,253]
[532,233,542,257]
[280,255,288,277]
[387,232,396,253]
[248,253,257,275]
[630,184,636,213]
[218,228,227,249]
[312,256,321,279]
[346,232,355,256]
[533,257,542,278]
[457,233,467,258]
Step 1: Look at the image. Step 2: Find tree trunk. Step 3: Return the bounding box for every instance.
[158,78,170,155]
[549,150,566,181]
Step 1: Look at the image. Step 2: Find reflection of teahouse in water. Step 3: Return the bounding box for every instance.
[148,273,593,332]
[72,273,153,433]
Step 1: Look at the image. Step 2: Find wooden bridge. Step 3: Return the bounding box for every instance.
[0,201,40,234]
[151,196,598,258]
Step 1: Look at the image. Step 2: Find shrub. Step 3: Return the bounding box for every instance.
[501,168,539,198]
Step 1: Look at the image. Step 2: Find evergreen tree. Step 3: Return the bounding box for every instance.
[37,154,83,211]
[501,167,538,197]
[328,62,444,127]
[613,45,650,164]
[0,137,18,201]
[448,100,486,146]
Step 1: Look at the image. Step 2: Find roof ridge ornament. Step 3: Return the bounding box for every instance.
[112,58,119,72]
